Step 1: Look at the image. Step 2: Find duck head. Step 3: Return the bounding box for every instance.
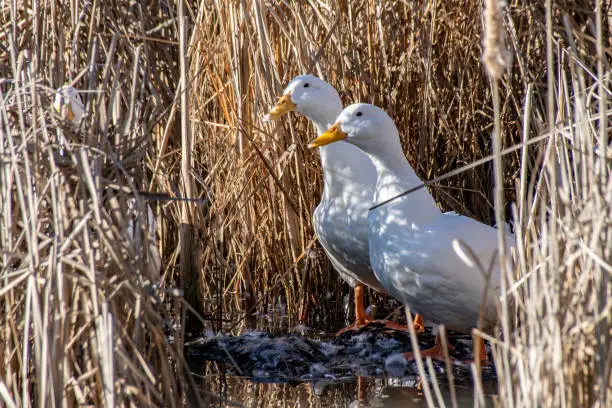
[307,103,399,153]
[264,75,342,124]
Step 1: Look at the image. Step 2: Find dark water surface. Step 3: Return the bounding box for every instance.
[185,323,497,407]
[194,372,495,407]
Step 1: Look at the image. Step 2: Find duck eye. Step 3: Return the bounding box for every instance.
[303,83,310,88]
[356,112,363,117]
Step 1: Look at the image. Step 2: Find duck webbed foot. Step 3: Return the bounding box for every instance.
[379,313,425,333]
[335,284,376,335]
[402,334,455,361]
[336,285,426,336]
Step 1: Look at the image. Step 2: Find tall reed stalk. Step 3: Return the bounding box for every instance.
[1,0,611,406]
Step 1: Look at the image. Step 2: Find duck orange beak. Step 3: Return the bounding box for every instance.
[308,123,347,148]
[263,94,297,121]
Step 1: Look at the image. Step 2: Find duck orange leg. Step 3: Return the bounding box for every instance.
[357,376,367,403]
[413,313,425,332]
[336,285,426,335]
[470,335,488,366]
[336,284,374,335]
[403,333,455,361]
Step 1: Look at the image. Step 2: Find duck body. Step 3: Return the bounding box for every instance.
[368,202,504,332]
[365,146,505,331]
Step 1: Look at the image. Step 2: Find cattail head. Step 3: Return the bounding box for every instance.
[482,0,512,79]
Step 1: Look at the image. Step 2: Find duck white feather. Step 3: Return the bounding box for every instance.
[310,103,513,333]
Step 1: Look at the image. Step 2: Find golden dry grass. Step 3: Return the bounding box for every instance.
[1,0,611,406]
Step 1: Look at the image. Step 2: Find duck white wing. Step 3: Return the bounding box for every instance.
[369,206,511,332]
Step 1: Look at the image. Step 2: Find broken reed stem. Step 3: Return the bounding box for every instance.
[178,0,203,333]
[179,0,192,254]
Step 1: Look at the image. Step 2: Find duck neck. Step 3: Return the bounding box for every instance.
[303,102,340,136]
[364,139,438,211]
[309,114,354,201]
[311,119,333,137]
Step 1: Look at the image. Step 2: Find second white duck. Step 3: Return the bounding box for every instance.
[309,103,512,358]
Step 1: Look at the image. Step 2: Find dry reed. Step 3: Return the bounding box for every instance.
[0,0,207,406]
[1,0,611,406]
[188,0,540,325]
[488,2,612,405]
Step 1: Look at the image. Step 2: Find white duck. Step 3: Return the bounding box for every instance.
[309,103,512,359]
[265,76,424,334]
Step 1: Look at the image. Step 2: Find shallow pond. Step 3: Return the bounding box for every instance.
[185,323,497,407]
[193,372,494,407]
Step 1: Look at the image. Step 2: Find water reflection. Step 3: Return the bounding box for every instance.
[196,367,495,407]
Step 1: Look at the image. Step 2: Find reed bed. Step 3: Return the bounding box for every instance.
[489,4,612,406]
[0,0,206,406]
[190,0,537,323]
[1,0,611,406]
[189,0,612,406]
[188,0,607,324]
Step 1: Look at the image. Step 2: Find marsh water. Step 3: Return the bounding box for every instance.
[192,371,493,407]
[185,314,497,407]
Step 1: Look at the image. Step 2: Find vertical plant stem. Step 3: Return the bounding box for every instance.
[404,307,435,406]
[546,2,566,405]
[595,0,609,403]
[178,0,202,333]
